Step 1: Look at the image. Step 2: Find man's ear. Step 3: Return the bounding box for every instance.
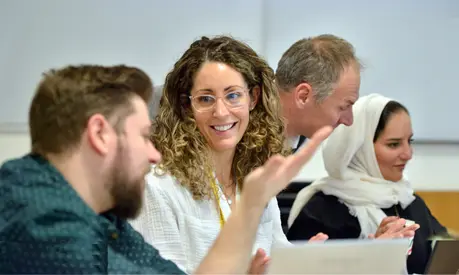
[86,114,113,156]
[249,86,261,110]
[295,83,313,108]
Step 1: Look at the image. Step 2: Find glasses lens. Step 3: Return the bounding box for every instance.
[224,90,247,107]
[193,95,215,111]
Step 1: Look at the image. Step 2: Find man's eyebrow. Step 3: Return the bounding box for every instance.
[346,99,356,105]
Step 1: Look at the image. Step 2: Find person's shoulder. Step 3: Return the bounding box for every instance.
[411,193,427,206]
[1,155,62,213]
[0,154,70,191]
[1,197,102,252]
[304,191,349,218]
[144,165,192,201]
[1,154,50,186]
[0,154,101,240]
[145,165,177,186]
[306,191,341,207]
[409,193,430,209]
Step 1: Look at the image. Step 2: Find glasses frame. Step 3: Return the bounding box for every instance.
[188,88,250,112]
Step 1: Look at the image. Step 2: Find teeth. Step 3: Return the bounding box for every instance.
[214,124,233,131]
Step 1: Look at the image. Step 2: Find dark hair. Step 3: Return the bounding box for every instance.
[373,100,409,142]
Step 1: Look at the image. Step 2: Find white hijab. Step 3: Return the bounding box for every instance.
[288,93,416,238]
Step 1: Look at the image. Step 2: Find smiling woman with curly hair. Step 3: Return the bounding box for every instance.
[130,36,293,274]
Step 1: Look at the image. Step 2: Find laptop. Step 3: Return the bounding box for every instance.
[268,238,410,274]
[425,239,459,274]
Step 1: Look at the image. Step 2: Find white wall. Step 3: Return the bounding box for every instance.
[2,133,458,191]
[264,0,459,142]
[0,0,264,126]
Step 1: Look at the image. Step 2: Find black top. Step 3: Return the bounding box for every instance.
[0,154,185,274]
[287,191,447,275]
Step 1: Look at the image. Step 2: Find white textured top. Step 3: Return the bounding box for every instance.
[130,171,291,274]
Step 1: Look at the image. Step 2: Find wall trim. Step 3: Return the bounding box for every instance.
[0,123,29,134]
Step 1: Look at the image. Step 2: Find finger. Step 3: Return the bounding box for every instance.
[383,219,406,234]
[379,216,399,227]
[314,233,329,240]
[368,233,375,239]
[243,161,270,189]
[309,233,329,242]
[309,236,320,241]
[262,256,271,265]
[283,126,333,179]
[260,155,284,180]
[399,224,421,237]
[402,224,420,232]
[402,231,415,238]
[379,224,419,239]
[311,236,328,242]
[253,248,266,261]
[377,232,403,239]
[256,261,269,275]
[377,216,400,237]
[249,250,268,274]
[373,226,383,238]
[256,248,267,257]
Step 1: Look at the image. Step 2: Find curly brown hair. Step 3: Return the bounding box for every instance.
[152,36,289,200]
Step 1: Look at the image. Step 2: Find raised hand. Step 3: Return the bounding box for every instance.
[242,126,333,208]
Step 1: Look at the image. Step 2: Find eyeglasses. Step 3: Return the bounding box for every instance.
[189,89,249,112]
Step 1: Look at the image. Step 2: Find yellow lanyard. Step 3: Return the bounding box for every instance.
[209,173,226,228]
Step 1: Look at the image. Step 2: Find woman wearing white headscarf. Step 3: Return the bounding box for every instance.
[287,93,448,274]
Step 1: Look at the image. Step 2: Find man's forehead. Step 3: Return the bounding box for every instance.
[336,68,360,94]
[329,88,357,103]
[336,83,359,102]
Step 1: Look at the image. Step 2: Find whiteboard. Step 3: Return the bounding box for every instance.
[0,0,264,131]
[264,0,459,142]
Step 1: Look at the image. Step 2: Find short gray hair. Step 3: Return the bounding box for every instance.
[275,34,362,102]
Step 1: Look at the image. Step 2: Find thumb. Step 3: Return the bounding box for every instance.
[255,248,267,258]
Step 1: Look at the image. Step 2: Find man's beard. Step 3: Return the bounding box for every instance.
[109,143,151,220]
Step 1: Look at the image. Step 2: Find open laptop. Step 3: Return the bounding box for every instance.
[425,239,459,274]
[268,238,410,274]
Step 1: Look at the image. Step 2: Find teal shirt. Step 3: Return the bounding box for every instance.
[0,154,186,274]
